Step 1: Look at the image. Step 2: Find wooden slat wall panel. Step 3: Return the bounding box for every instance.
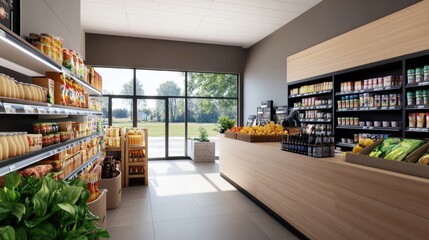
[219,136,429,240]
[287,0,429,83]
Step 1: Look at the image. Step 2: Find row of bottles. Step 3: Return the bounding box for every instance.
[129,166,145,174]
[128,150,145,162]
[281,134,335,158]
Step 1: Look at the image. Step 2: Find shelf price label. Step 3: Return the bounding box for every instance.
[8,164,16,172]
[418,105,425,109]
[3,104,16,114]
[381,107,387,110]
[24,105,35,114]
[418,82,429,86]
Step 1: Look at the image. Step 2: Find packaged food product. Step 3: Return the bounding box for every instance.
[381,95,389,107]
[389,94,397,106]
[407,91,414,106]
[407,69,415,84]
[375,95,381,107]
[366,121,373,127]
[391,121,399,127]
[416,113,425,128]
[374,121,380,127]
[424,65,429,82]
[27,134,42,152]
[409,113,416,128]
[415,68,423,83]
[426,113,429,129]
[382,121,390,127]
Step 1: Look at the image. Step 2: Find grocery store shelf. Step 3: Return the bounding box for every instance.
[406,82,429,88]
[128,174,145,178]
[128,162,145,166]
[406,105,429,110]
[0,26,61,76]
[128,145,146,150]
[299,119,332,123]
[105,146,121,151]
[292,105,332,110]
[336,125,401,132]
[62,67,102,96]
[0,97,102,116]
[406,128,429,133]
[289,89,332,99]
[0,133,99,177]
[337,106,402,112]
[0,25,102,96]
[336,142,355,148]
[65,151,103,180]
[335,85,402,96]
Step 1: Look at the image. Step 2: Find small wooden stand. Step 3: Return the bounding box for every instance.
[124,128,148,187]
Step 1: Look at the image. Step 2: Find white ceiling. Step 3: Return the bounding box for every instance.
[81,0,322,48]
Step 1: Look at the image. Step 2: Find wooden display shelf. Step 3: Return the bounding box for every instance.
[124,128,148,187]
[105,146,121,151]
[104,127,126,187]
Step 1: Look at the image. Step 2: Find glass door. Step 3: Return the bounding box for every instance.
[137,98,167,158]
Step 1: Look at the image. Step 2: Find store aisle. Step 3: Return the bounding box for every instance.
[106,160,298,240]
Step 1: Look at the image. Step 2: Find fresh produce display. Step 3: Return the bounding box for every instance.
[227,126,242,133]
[0,172,109,239]
[417,153,429,165]
[369,138,424,161]
[240,123,286,135]
[352,138,374,154]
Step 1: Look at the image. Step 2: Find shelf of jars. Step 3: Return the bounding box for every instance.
[335,84,402,96]
[337,106,402,112]
[0,97,102,116]
[336,125,401,132]
[299,119,332,123]
[291,105,332,110]
[0,25,102,96]
[289,89,332,99]
[0,133,99,176]
[65,151,103,180]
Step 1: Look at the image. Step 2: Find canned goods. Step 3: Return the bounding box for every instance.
[407,91,415,106]
[416,68,423,83]
[424,65,429,82]
[407,69,415,84]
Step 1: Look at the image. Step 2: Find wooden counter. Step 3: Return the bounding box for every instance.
[219,136,429,240]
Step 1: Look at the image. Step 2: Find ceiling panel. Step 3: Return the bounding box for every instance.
[82,0,322,47]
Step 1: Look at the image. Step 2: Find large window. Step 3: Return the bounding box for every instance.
[95,67,239,159]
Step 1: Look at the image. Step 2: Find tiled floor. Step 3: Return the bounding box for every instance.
[107,160,298,240]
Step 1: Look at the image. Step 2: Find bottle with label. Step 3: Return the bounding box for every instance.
[330,135,336,157]
[313,135,323,158]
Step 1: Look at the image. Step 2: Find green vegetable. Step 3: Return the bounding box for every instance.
[0,172,110,240]
[369,138,401,158]
[384,139,424,161]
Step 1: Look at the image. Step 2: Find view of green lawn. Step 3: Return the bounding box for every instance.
[110,118,218,137]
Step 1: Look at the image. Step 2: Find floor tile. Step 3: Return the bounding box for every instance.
[247,212,298,240]
[153,214,270,240]
[108,222,155,240]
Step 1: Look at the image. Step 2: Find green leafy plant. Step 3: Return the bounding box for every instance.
[215,115,235,134]
[0,172,110,240]
[194,127,209,142]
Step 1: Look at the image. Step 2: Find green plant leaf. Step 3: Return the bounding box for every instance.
[15,227,27,240]
[65,233,88,240]
[0,226,15,240]
[57,203,76,216]
[5,172,21,190]
[32,196,47,217]
[11,203,26,222]
[4,188,20,202]
[60,186,83,205]
[0,189,7,202]
[24,214,50,227]
[68,179,87,188]
[27,223,56,240]
[35,183,49,203]
[95,228,110,238]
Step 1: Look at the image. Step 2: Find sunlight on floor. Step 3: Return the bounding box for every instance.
[204,173,236,191]
[150,174,219,197]
[150,162,173,174]
[174,161,196,172]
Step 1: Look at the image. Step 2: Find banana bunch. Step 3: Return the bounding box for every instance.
[240,123,286,135]
[417,153,429,165]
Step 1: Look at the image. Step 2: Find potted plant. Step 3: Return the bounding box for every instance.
[0,172,110,240]
[215,116,236,134]
[187,127,215,163]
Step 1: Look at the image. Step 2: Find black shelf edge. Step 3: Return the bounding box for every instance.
[0,133,100,176]
[288,90,332,99]
[0,97,102,116]
[299,119,332,123]
[337,106,402,112]
[335,85,402,96]
[336,126,401,132]
[336,142,355,148]
[405,105,429,110]
[291,105,332,110]
[65,151,103,180]
[405,128,429,133]
[405,82,429,89]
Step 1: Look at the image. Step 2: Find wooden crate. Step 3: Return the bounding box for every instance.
[224,131,237,139]
[346,139,429,179]
[236,133,282,143]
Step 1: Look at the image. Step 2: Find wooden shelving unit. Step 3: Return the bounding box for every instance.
[124,128,148,187]
[104,128,126,187]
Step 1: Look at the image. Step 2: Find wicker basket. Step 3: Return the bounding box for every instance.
[236,133,283,143]
[224,131,238,139]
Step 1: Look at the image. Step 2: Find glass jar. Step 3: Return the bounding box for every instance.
[7,133,17,158]
[16,83,25,100]
[10,79,18,99]
[12,133,22,156]
[22,83,32,101]
[17,133,26,155]
[29,85,38,102]
[0,74,7,97]
[0,133,9,160]
[4,75,12,98]
[19,132,29,154]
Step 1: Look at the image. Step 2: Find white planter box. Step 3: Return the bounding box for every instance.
[187,139,215,163]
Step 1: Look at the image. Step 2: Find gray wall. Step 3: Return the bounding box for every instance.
[243,0,420,123]
[21,0,83,55]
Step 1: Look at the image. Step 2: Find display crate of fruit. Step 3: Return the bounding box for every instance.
[236,133,282,143]
[224,131,238,139]
[346,138,429,178]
